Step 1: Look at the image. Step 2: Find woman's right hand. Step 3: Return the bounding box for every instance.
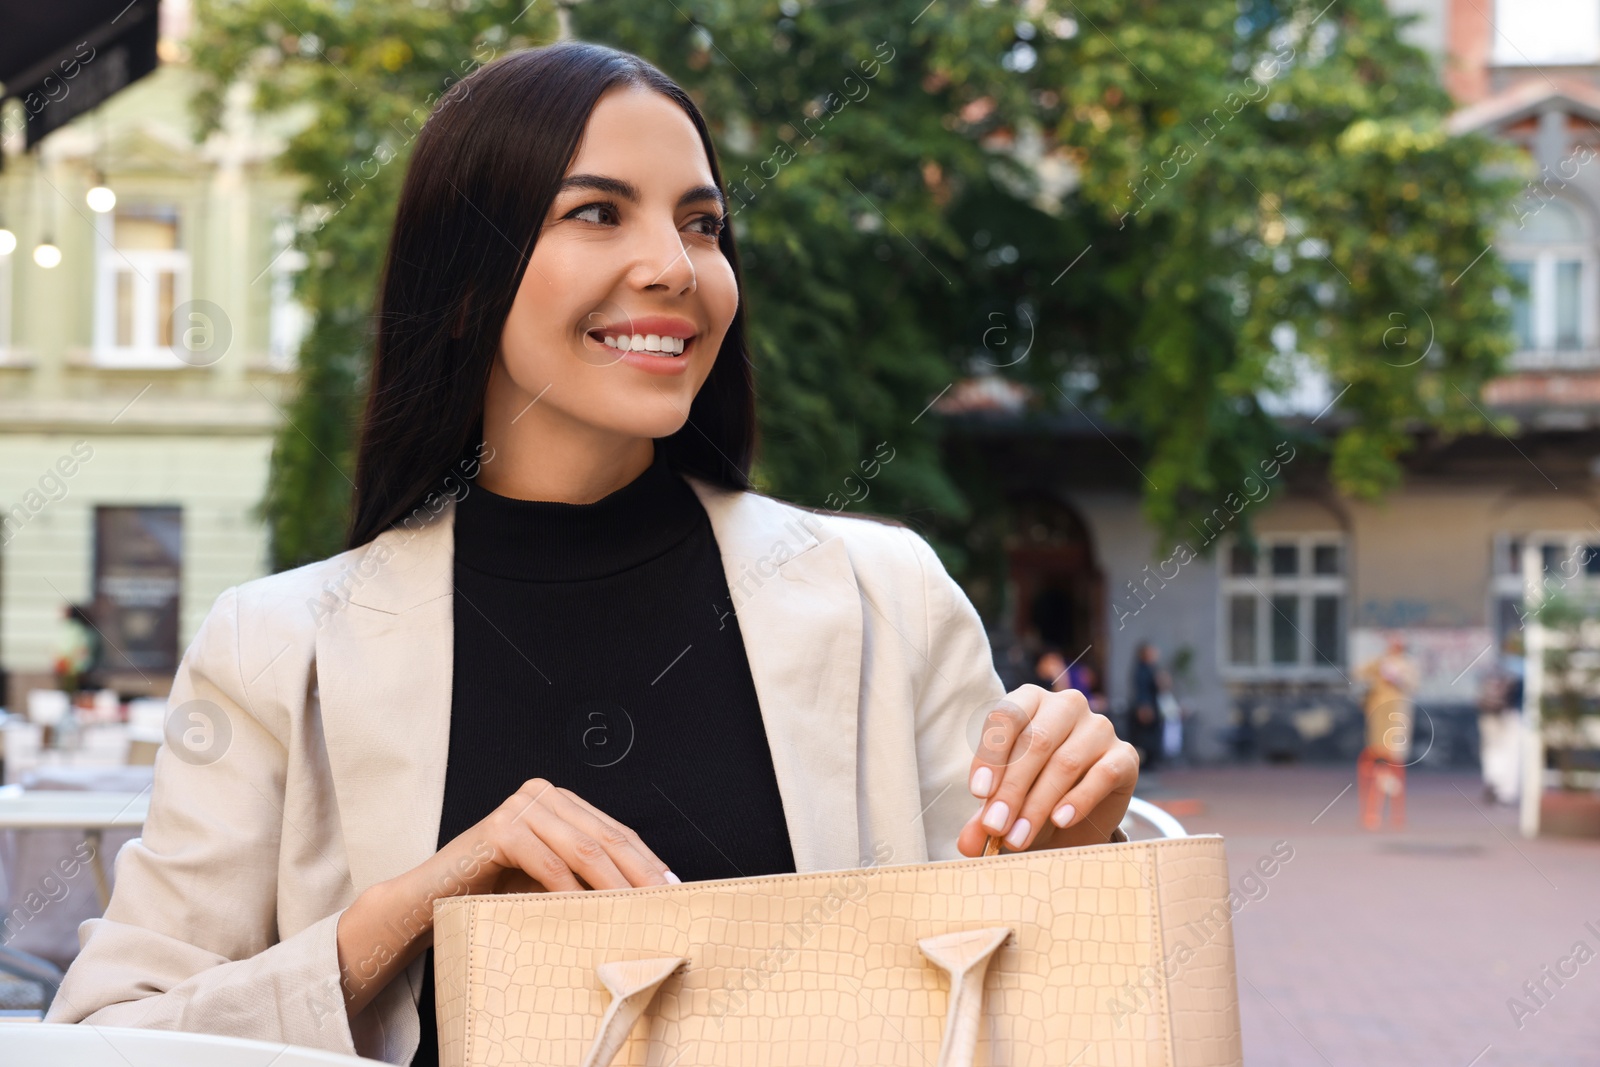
[334,778,674,1019]
[436,777,678,895]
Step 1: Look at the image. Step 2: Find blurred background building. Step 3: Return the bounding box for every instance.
[0,0,305,709]
[937,0,1600,764]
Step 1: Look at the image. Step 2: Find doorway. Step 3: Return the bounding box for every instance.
[1005,495,1104,688]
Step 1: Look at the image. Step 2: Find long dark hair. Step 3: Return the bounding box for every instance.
[346,41,756,550]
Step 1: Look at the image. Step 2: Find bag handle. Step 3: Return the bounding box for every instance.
[917,925,1013,1067]
[579,955,686,1067]
[579,924,1012,1067]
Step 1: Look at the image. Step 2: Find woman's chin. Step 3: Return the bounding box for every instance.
[593,409,693,443]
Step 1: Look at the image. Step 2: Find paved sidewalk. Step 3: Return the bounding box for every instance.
[1141,766,1600,1067]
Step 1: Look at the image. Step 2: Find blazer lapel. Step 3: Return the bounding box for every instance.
[687,478,865,875]
[314,505,457,895]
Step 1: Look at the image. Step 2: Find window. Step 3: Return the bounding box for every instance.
[1220,534,1347,676]
[94,205,192,367]
[1493,0,1600,65]
[1499,199,1594,362]
[267,214,310,370]
[1491,532,1600,652]
[0,249,11,358]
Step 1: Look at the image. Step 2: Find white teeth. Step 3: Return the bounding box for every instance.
[597,332,689,355]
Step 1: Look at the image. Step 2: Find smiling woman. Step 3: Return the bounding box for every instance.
[43,41,1137,1067]
[349,45,754,537]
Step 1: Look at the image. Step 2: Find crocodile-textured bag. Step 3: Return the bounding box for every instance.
[433,834,1242,1066]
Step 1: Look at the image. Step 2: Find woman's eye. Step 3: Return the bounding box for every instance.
[687,214,726,239]
[567,202,618,225]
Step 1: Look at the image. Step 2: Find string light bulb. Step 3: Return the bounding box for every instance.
[34,240,62,268]
[0,228,16,256]
[87,174,116,213]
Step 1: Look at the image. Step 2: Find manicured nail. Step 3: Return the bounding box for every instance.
[1005,818,1031,849]
[970,766,993,797]
[1051,803,1075,828]
[982,800,1010,833]
[664,871,681,884]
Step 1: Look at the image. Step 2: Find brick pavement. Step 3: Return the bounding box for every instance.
[1142,765,1600,1067]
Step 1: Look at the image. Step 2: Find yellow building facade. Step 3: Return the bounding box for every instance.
[0,44,306,705]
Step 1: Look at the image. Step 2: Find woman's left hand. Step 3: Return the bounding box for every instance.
[957,684,1139,856]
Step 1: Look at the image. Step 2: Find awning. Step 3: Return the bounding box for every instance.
[0,0,162,152]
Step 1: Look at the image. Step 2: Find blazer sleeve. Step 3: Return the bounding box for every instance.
[43,586,364,1059]
[899,528,1009,863]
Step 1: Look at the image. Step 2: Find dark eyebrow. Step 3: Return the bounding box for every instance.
[677,184,727,213]
[557,174,726,214]
[557,174,638,201]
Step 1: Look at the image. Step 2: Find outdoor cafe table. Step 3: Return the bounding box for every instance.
[0,791,150,909]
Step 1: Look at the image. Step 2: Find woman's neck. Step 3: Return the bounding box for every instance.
[477,408,655,504]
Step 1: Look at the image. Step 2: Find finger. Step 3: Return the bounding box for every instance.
[517,793,634,891]
[496,823,585,893]
[1006,711,1118,850]
[1051,740,1140,837]
[978,690,1086,847]
[967,686,1046,799]
[955,804,995,857]
[558,789,669,872]
[955,799,1056,856]
[557,789,676,885]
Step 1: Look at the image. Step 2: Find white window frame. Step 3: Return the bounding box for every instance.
[267,215,309,371]
[1218,532,1349,680]
[1501,198,1597,366]
[93,207,194,368]
[0,250,11,359]
[1492,0,1600,66]
[1491,531,1600,643]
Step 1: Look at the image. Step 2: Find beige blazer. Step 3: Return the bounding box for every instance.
[45,475,1009,1064]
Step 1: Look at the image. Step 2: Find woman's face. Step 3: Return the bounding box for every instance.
[487,85,738,448]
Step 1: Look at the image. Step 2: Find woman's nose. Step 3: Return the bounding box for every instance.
[630,223,697,294]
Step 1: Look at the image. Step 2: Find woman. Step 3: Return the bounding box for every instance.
[47,42,1137,1065]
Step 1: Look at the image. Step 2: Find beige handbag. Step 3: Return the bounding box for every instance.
[433,833,1242,1066]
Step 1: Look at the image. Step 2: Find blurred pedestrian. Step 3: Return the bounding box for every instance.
[1034,646,1070,692]
[53,603,97,694]
[1477,638,1523,805]
[1356,635,1419,828]
[1358,635,1419,762]
[1130,642,1164,770]
[1069,661,1109,715]
[1039,647,1111,717]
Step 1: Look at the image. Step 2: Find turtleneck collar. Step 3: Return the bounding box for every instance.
[453,444,704,583]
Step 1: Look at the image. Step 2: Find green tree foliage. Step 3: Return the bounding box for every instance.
[190,0,1518,574]
[192,2,563,568]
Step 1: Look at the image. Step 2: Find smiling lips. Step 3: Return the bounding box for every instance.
[586,316,697,358]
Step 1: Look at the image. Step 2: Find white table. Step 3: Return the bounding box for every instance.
[0,791,150,830]
[0,791,151,908]
[0,1023,387,1066]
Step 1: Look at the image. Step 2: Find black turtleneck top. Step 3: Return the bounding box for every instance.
[409,444,795,1066]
